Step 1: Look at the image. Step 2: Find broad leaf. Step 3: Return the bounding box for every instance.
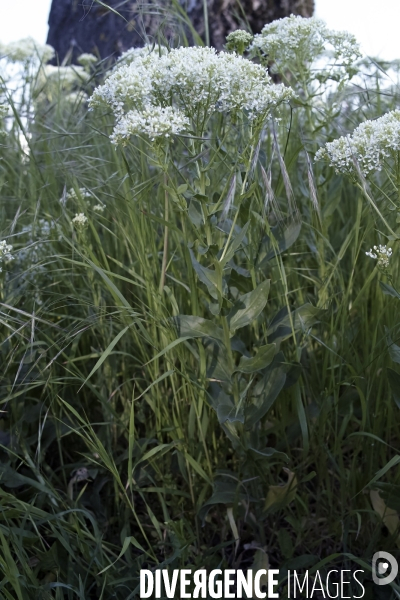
[220,221,250,266]
[268,303,321,343]
[198,481,249,524]
[234,343,276,374]
[228,279,270,334]
[380,281,400,299]
[370,490,400,548]
[257,220,301,267]
[173,315,224,342]
[245,354,287,428]
[217,403,244,424]
[265,468,297,511]
[190,250,226,301]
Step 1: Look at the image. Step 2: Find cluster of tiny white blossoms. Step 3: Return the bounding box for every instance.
[72,213,89,230]
[65,91,89,105]
[111,106,191,143]
[93,203,105,212]
[34,65,90,102]
[250,15,361,84]
[0,240,13,273]
[0,38,54,64]
[225,30,254,54]
[366,244,392,269]
[77,53,98,68]
[315,110,400,176]
[61,187,93,204]
[89,46,294,143]
[116,44,169,68]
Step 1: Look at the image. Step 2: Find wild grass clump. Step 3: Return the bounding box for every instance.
[1,13,400,599]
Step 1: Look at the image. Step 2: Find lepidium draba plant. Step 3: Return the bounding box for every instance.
[249,15,361,103]
[89,44,320,502]
[316,109,400,263]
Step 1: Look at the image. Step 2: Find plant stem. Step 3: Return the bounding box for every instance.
[159,173,169,294]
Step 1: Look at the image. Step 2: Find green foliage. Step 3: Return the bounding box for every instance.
[1,19,400,600]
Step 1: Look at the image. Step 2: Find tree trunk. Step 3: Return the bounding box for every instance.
[46,0,314,64]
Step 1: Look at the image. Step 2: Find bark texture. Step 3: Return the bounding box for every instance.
[46,0,315,63]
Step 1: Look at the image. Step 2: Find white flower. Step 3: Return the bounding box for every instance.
[316,110,400,176]
[366,244,392,269]
[34,65,90,101]
[2,38,54,63]
[89,46,294,142]
[250,15,361,84]
[0,240,13,272]
[225,30,253,53]
[77,53,98,67]
[61,187,92,204]
[116,44,168,67]
[110,106,190,144]
[93,204,105,212]
[65,91,88,104]
[72,213,89,230]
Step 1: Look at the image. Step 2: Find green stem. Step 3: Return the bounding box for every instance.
[159,173,169,294]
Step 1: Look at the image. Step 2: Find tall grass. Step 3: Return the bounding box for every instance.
[0,15,400,599]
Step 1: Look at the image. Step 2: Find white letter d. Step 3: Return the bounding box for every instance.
[140,570,154,598]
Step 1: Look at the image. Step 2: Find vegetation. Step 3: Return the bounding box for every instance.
[0,14,400,599]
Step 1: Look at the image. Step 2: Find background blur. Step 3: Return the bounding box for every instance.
[0,0,399,60]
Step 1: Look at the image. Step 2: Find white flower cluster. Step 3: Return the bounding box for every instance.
[315,110,400,176]
[72,213,89,230]
[65,91,88,104]
[225,30,253,54]
[93,204,105,212]
[77,53,98,67]
[1,37,54,64]
[366,244,392,269]
[90,46,294,142]
[44,65,90,87]
[0,240,13,273]
[116,44,168,67]
[111,106,191,144]
[61,187,93,204]
[250,15,361,83]
[34,65,90,102]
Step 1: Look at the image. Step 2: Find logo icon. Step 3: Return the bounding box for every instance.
[372,551,398,586]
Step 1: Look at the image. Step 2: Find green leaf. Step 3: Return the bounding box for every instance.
[173,315,225,341]
[245,355,287,428]
[93,0,127,20]
[97,536,147,574]
[80,325,130,389]
[380,281,400,299]
[387,368,400,409]
[361,455,400,492]
[190,250,226,301]
[198,482,248,524]
[206,341,233,383]
[249,446,289,461]
[228,279,270,334]
[268,303,321,343]
[389,343,400,364]
[257,220,301,266]
[217,403,244,424]
[234,343,276,374]
[188,199,204,227]
[220,221,250,267]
